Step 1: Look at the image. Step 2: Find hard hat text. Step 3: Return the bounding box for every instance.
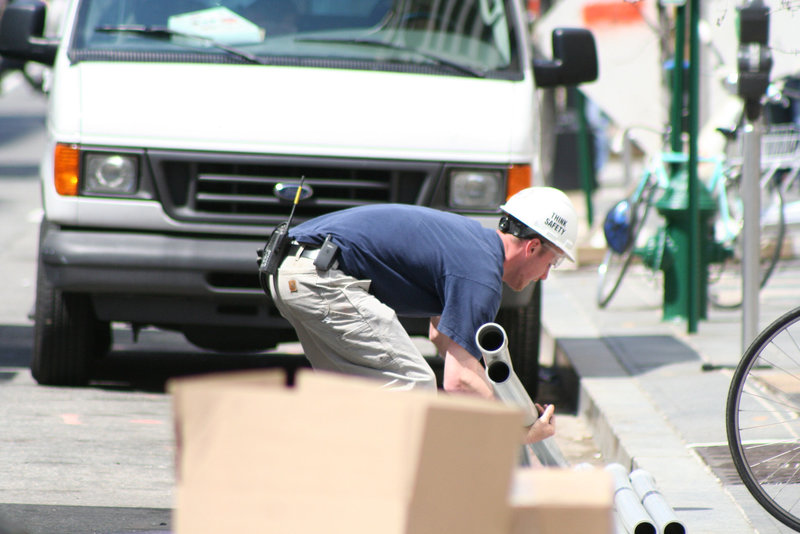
[544,212,567,236]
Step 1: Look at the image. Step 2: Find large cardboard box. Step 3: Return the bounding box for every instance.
[509,468,614,534]
[170,369,526,534]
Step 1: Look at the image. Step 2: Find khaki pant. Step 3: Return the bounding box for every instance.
[270,251,437,391]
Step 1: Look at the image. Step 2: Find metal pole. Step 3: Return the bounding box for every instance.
[687,0,701,333]
[669,5,685,155]
[742,121,761,352]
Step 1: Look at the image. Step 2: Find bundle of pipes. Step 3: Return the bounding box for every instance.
[475,322,567,467]
[605,463,686,534]
[474,322,686,533]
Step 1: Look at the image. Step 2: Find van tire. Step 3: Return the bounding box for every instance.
[32,225,110,386]
[496,282,541,401]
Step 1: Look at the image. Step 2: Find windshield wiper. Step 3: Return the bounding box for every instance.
[95,25,267,65]
[296,36,486,78]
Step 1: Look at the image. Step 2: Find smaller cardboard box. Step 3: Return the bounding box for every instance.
[509,467,614,534]
[170,369,526,534]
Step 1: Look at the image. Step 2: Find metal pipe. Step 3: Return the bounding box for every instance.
[605,463,656,534]
[476,322,537,426]
[630,469,686,534]
[475,322,567,467]
[742,121,761,352]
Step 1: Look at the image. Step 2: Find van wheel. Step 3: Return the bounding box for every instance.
[32,254,110,386]
[496,282,541,401]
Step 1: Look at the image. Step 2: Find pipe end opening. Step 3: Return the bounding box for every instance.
[664,523,685,534]
[487,361,510,382]
[478,329,504,352]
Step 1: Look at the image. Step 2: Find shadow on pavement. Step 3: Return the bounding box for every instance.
[0,325,33,367]
[550,334,702,411]
[0,503,170,534]
[0,324,312,393]
[604,334,700,374]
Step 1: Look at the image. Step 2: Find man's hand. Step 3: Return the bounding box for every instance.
[523,403,556,444]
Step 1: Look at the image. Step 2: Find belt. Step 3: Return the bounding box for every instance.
[284,241,339,271]
[286,242,320,261]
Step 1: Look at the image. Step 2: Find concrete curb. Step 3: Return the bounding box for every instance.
[541,274,757,533]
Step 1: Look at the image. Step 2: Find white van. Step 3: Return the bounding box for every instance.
[0,0,596,389]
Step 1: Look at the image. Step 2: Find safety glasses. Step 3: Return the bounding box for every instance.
[541,241,566,269]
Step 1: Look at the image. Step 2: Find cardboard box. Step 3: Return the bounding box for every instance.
[170,369,526,534]
[509,468,614,534]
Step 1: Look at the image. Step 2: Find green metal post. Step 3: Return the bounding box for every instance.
[653,0,708,328]
[687,0,702,333]
[661,3,690,322]
[576,90,594,226]
[670,5,685,153]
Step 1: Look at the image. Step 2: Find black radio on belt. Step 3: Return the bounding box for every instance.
[257,177,306,290]
[258,221,290,277]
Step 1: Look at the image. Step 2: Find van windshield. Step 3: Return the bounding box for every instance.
[71,0,521,77]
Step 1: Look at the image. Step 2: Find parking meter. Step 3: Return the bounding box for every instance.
[737,0,772,120]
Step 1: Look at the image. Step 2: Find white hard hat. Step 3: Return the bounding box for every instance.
[500,187,578,262]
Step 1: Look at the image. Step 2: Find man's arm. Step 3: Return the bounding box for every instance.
[429,318,494,398]
[429,318,556,442]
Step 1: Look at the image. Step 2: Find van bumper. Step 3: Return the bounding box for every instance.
[40,226,285,328]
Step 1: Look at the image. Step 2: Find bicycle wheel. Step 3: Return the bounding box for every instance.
[727,306,800,531]
[708,171,786,309]
[596,179,657,308]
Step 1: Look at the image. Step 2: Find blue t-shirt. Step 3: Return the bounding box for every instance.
[290,204,504,359]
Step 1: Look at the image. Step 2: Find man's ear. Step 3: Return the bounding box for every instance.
[528,237,541,254]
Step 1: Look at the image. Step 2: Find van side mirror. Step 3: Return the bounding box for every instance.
[534,28,598,88]
[0,1,59,66]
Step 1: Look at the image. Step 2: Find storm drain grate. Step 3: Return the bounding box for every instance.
[694,444,743,485]
[695,443,800,486]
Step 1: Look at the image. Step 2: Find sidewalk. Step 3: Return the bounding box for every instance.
[541,168,800,533]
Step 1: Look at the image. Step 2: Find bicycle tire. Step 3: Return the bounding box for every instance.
[596,179,657,308]
[709,173,786,309]
[726,306,800,531]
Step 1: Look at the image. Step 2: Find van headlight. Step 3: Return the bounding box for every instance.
[448,170,503,209]
[84,154,138,195]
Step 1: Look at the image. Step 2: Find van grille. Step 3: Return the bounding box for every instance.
[147,151,439,226]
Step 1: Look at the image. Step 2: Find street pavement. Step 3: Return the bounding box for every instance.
[541,179,800,533]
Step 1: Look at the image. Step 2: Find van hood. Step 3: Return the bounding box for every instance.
[73,63,531,162]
